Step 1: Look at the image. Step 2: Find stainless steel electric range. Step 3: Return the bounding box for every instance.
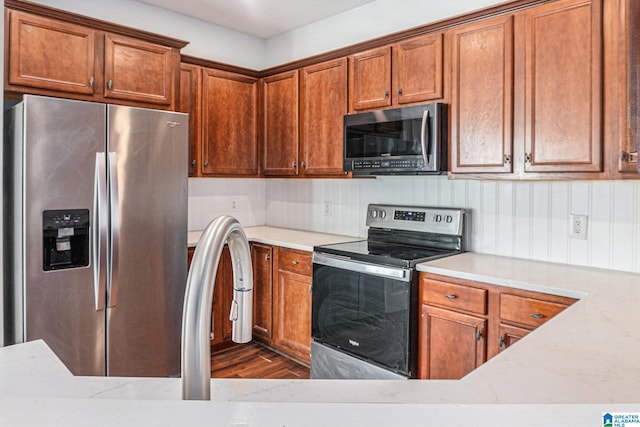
[311,204,466,379]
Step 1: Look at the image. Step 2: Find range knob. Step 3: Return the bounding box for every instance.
[434,214,442,222]
[370,209,379,218]
[380,210,387,219]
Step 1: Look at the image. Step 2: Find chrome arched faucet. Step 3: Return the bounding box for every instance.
[181,216,253,400]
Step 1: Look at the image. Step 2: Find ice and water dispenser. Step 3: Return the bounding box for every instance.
[42,209,90,271]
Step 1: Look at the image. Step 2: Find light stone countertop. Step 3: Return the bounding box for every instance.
[188,225,362,250]
[2,244,640,425]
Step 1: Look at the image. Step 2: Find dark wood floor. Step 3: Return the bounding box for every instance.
[211,342,310,379]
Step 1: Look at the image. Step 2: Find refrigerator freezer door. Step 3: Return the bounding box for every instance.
[19,96,108,376]
[106,105,188,377]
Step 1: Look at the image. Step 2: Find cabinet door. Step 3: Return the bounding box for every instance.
[299,58,348,176]
[275,270,312,364]
[7,11,97,95]
[202,68,259,176]
[349,46,392,111]
[104,34,175,106]
[211,247,234,348]
[251,244,273,342]
[498,323,531,352]
[450,15,514,173]
[419,305,486,379]
[393,33,444,104]
[178,64,201,177]
[522,0,602,173]
[619,0,639,173]
[262,70,300,176]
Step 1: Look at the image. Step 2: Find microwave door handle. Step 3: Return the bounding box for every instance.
[420,109,430,165]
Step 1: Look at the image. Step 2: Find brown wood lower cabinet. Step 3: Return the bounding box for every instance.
[187,246,234,351]
[251,243,274,342]
[419,272,577,379]
[273,247,312,364]
[420,305,487,379]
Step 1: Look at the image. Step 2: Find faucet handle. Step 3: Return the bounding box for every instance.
[229,300,238,321]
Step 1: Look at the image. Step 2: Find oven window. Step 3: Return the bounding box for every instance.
[311,263,415,376]
[345,118,423,158]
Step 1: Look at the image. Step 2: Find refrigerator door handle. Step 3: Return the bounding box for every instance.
[93,153,108,311]
[108,152,120,308]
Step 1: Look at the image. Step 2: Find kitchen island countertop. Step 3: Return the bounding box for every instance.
[1,249,639,425]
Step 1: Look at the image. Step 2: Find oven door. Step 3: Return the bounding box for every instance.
[311,252,417,378]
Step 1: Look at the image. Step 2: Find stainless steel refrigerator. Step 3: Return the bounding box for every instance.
[3,95,188,377]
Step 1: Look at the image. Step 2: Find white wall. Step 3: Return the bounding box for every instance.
[263,0,504,68]
[263,178,640,274]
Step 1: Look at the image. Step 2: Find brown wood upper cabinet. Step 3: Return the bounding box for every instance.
[5,9,181,108]
[450,15,514,174]
[263,58,348,178]
[349,33,444,112]
[262,70,300,176]
[178,63,259,177]
[299,58,348,176]
[618,0,639,175]
[450,0,603,177]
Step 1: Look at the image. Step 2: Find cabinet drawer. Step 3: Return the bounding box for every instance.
[500,293,569,328]
[422,279,487,315]
[278,248,312,276]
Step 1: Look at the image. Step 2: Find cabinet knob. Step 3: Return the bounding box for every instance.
[292,260,298,265]
[203,161,209,167]
[530,312,546,319]
[499,336,505,348]
[397,88,402,96]
[301,161,307,169]
[107,80,113,90]
[191,160,196,167]
[476,330,483,341]
[444,294,457,299]
[291,161,297,169]
[89,76,95,88]
[524,153,532,163]
[264,254,270,261]
[504,154,511,165]
[383,90,389,98]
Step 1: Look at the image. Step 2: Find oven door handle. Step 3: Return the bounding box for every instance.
[312,252,413,282]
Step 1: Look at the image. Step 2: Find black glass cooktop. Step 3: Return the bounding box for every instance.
[314,239,458,268]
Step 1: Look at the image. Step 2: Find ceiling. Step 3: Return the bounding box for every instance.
[134,0,378,39]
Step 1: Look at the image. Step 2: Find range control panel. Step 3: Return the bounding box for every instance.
[366,204,465,236]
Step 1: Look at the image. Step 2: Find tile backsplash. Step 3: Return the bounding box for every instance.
[189,177,640,274]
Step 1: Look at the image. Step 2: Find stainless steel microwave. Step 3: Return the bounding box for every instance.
[343,103,447,175]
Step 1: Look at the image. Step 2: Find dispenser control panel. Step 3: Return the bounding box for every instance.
[42,209,90,271]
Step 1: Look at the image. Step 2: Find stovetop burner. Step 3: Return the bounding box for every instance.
[314,204,466,268]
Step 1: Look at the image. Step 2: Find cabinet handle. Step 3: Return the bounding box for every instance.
[476,330,483,341]
[291,161,297,169]
[444,294,457,299]
[292,260,298,265]
[108,80,113,90]
[499,336,505,348]
[383,90,389,99]
[397,88,402,96]
[191,160,196,167]
[264,254,270,261]
[524,153,532,163]
[203,161,209,167]
[504,154,511,165]
[89,76,95,88]
[620,150,638,162]
[301,161,307,169]
[530,312,546,319]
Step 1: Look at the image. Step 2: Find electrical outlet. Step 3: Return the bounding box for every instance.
[569,214,588,239]
[323,201,332,217]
